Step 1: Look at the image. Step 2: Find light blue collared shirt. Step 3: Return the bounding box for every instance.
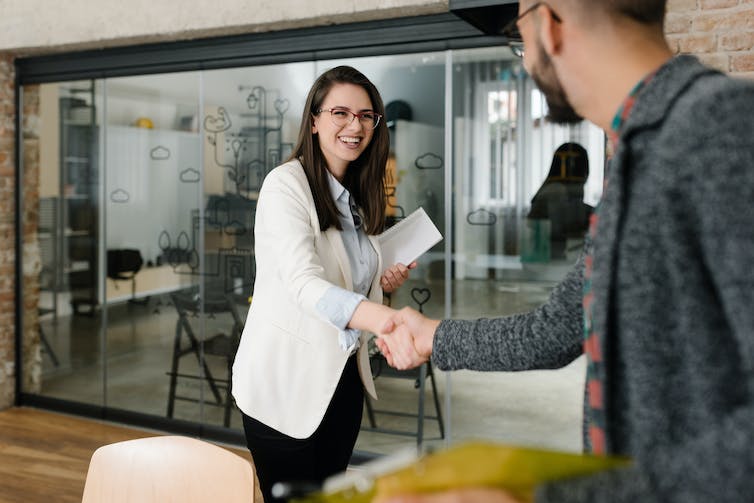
[315,172,378,352]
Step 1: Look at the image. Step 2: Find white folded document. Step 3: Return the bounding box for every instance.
[378,207,442,273]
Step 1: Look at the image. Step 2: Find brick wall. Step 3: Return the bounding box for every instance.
[666,0,754,78]
[21,85,42,396]
[0,57,42,410]
[0,54,16,409]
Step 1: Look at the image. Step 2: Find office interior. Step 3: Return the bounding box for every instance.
[19,43,605,460]
[5,0,629,476]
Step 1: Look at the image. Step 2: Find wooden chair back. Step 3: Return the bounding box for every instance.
[81,435,254,503]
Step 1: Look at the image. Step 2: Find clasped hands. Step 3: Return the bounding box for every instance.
[374,306,440,370]
[375,261,437,370]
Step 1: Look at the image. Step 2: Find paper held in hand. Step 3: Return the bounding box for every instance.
[378,207,443,273]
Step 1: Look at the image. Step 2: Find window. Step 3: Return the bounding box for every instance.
[21,43,604,456]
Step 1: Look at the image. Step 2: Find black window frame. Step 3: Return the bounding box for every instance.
[16,13,506,84]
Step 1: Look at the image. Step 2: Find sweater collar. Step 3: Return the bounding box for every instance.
[618,55,719,140]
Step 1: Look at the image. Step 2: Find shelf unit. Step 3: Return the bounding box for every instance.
[42,87,100,315]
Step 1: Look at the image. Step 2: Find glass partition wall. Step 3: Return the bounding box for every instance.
[446,48,603,454]
[23,47,604,456]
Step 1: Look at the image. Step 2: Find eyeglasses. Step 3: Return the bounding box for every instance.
[317,107,383,130]
[500,2,562,58]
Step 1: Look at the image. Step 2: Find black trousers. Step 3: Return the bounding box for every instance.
[242,355,364,503]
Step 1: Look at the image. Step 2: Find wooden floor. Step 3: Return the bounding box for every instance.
[0,407,261,503]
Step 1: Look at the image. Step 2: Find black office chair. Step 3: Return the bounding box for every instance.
[166,287,244,427]
[106,248,145,304]
[363,342,445,446]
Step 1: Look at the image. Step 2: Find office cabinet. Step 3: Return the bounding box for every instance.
[53,94,99,314]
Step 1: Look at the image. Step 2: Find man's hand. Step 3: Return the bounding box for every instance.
[375,487,529,503]
[376,322,427,370]
[376,306,440,370]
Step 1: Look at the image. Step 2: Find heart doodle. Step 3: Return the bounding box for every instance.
[411,287,431,307]
[274,98,290,115]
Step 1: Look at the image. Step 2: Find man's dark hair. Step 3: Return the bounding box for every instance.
[600,0,667,25]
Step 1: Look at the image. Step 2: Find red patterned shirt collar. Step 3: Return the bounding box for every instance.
[607,71,658,151]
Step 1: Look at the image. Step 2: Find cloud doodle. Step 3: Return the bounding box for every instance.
[466,209,497,226]
[150,146,171,160]
[414,153,443,170]
[179,168,200,183]
[110,188,130,203]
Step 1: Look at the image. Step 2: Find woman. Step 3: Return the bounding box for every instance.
[527,142,593,259]
[232,66,413,502]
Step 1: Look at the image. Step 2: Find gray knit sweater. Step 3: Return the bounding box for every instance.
[433,56,754,502]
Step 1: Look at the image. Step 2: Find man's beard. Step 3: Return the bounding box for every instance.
[530,39,583,124]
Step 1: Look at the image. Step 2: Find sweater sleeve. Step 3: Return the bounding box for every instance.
[432,254,585,372]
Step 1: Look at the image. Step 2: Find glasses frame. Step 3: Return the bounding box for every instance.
[316,107,383,130]
[500,2,562,58]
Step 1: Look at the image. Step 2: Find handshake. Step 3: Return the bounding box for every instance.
[373,306,442,371]
[365,262,441,370]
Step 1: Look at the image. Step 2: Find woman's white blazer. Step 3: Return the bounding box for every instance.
[232,159,381,439]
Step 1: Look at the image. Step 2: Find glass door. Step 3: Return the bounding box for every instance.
[31,80,105,405]
[22,45,605,457]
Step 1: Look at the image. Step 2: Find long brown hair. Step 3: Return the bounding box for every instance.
[287,65,389,235]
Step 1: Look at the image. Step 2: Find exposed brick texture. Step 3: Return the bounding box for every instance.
[720,31,754,50]
[0,54,15,409]
[0,57,43,409]
[666,12,695,33]
[21,85,42,395]
[669,0,701,11]
[667,0,754,75]
[701,0,741,9]
[731,52,754,71]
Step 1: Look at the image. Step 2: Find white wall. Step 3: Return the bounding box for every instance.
[0,0,448,54]
[106,126,200,264]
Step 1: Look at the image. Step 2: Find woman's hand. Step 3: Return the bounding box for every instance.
[380,261,417,293]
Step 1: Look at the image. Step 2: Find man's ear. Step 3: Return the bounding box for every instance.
[537,5,564,57]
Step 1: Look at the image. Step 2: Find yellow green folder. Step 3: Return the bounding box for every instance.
[295,442,630,503]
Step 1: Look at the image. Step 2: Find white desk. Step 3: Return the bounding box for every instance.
[106,265,195,304]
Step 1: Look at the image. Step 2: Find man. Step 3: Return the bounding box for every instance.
[377,0,754,501]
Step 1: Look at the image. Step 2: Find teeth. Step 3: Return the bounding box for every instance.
[340,136,360,143]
